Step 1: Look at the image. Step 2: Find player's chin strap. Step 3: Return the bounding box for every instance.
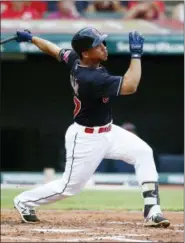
[141,182,161,218]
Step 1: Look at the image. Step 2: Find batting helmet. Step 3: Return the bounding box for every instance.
[71,27,108,56]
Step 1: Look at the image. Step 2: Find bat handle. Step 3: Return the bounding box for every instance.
[0,35,17,45]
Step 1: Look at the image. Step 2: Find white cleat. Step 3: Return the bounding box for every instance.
[13,197,40,223]
[144,213,170,228]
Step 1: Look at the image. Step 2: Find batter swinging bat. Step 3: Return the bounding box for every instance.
[0,35,17,45]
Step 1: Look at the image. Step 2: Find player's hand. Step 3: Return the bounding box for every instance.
[129,31,144,58]
[16,29,33,43]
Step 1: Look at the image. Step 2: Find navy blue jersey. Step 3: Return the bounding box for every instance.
[59,49,123,127]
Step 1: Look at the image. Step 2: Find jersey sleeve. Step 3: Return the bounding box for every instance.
[90,70,123,97]
[58,49,79,68]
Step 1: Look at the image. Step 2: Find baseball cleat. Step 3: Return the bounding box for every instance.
[14,198,40,223]
[144,213,170,228]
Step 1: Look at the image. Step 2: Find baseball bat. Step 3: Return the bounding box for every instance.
[0,35,17,45]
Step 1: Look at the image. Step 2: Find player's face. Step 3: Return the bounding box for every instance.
[86,43,108,62]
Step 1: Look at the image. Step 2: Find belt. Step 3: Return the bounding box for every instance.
[84,124,112,134]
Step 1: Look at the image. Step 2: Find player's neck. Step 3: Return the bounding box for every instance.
[80,59,100,68]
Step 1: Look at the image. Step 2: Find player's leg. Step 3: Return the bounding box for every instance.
[14,124,107,223]
[105,124,170,227]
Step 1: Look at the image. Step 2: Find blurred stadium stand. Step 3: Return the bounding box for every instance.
[47,0,184,21]
[1,1,184,20]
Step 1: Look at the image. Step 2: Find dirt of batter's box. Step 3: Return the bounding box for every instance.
[1,210,184,242]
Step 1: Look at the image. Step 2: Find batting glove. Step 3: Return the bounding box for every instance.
[16,29,33,43]
[129,31,144,58]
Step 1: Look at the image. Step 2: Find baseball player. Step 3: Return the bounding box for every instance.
[13,28,170,227]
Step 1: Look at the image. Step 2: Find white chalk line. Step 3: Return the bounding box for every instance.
[101,236,153,242]
[107,221,143,226]
[120,234,150,237]
[85,232,150,237]
[31,228,85,233]
[30,228,154,242]
[31,228,151,238]
[3,221,183,242]
[47,236,153,242]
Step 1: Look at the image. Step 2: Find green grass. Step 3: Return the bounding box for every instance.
[1,188,183,211]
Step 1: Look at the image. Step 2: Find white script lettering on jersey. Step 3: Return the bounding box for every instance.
[70,74,79,96]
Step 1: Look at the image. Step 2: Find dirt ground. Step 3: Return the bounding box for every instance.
[1,210,184,242]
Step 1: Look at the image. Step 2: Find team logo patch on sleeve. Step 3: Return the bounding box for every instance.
[63,50,71,63]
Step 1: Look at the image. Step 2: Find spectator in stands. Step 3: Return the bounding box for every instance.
[1,1,11,14]
[172,3,184,23]
[1,1,44,19]
[46,0,80,19]
[75,1,89,13]
[24,1,47,18]
[121,122,137,134]
[125,1,165,20]
[85,0,127,13]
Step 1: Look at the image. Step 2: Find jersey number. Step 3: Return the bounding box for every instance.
[73,96,81,117]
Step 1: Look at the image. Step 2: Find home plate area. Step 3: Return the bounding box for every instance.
[1,210,184,242]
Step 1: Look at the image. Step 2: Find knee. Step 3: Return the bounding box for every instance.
[145,144,153,155]
[145,144,154,158]
[138,142,154,158]
[62,180,85,196]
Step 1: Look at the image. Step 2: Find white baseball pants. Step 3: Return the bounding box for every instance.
[16,122,158,207]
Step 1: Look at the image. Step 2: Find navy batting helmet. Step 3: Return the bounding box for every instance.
[71,27,108,56]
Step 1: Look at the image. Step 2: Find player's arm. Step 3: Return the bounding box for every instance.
[15,30,61,61]
[120,58,141,95]
[120,31,144,95]
[32,37,61,60]
[90,31,144,98]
